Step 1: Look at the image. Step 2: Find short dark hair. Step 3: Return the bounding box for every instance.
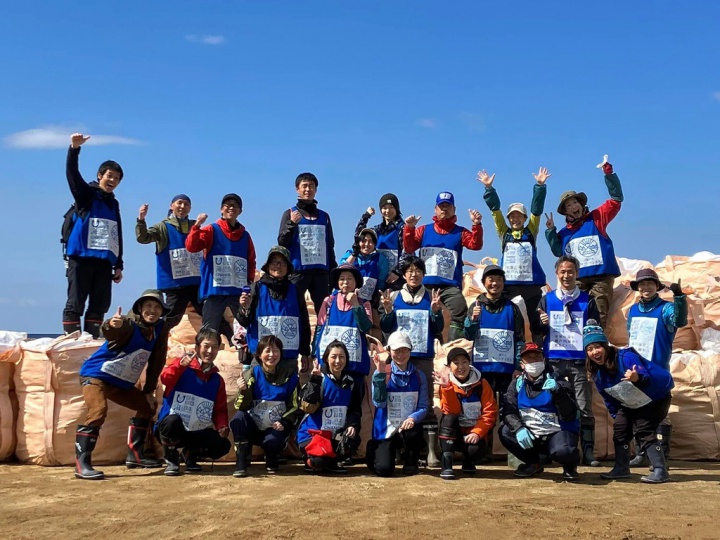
[295,172,318,188]
[398,255,426,276]
[257,334,284,356]
[322,339,349,367]
[555,255,580,272]
[585,344,617,375]
[195,327,221,348]
[97,160,124,181]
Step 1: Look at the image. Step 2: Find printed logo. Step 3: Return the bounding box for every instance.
[196,401,214,423]
[190,251,203,267]
[578,238,599,257]
[436,249,455,269]
[281,319,298,340]
[110,224,119,243]
[131,352,149,373]
[234,259,247,278]
[340,329,361,350]
[492,331,513,353]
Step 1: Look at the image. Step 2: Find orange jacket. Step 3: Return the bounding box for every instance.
[439,376,497,438]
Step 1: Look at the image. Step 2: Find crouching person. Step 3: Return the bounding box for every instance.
[366,331,429,477]
[297,341,363,474]
[499,343,581,480]
[75,290,170,479]
[230,335,301,477]
[434,347,497,480]
[155,328,231,476]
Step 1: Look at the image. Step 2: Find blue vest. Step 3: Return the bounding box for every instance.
[453,380,485,429]
[248,365,299,430]
[66,194,120,266]
[501,229,546,286]
[198,223,249,300]
[247,282,302,360]
[156,221,201,290]
[316,294,371,375]
[297,374,353,444]
[559,218,620,278]
[419,224,464,287]
[392,291,435,358]
[372,369,424,440]
[376,225,401,272]
[79,321,164,389]
[289,207,331,272]
[628,301,675,371]
[516,377,579,435]
[355,252,382,301]
[472,301,516,374]
[157,367,221,431]
[543,291,591,362]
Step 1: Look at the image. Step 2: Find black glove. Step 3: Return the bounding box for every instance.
[351,243,360,257]
[670,279,683,297]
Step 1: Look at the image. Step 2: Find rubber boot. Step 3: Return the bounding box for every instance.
[641,444,670,484]
[461,454,476,475]
[424,424,441,468]
[160,437,181,477]
[63,320,81,336]
[126,417,164,468]
[656,424,672,461]
[74,425,104,480]
[233,442,249,478]
[402,445,420,475]
[183,449,202,473]
[84,317,103,340]
[629,435,648,467]
[440,452,456,480]
[580,426,600,467]
[265,452,279,474]
[600,442,631,479]
[562,464,579,481]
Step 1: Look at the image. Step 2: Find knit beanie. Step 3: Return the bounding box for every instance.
[582,319,608,350]
[378,193,400,215]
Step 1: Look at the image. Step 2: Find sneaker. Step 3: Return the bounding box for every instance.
[514,463,544,478]
[232,468,248,478]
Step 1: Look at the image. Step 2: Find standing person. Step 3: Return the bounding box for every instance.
[238,246,311,373]
[626,269,687,465]
[533,256,601,466]
[545,154,624,329]
[403,191,484,341]
[499,343,581,480]
[278,172,337,313]
[74,290,170,480]
[366,331,430,477]
[230,335,301,477]
[584,321,674,483]
[434,347,497,480]
[61,133,124,338]
[155,328,231,476]
[185,193,256,364]
[478,167,550,344]
[354,193,407,290]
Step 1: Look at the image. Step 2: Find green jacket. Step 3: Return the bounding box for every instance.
[135,215,195,253]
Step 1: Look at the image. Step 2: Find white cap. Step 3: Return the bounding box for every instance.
[387,330,413,351]
[506,202,527,218]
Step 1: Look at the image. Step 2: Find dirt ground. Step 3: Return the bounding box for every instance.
[1,459,719,540]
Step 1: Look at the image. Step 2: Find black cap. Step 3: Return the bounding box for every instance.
[446,347,471,365]
[221,193,243,209]
[378,193,400,215]
[482,264,505,281]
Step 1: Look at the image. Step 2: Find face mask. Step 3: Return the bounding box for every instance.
[524,362,545,377]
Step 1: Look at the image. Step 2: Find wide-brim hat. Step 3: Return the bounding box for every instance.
[557,190,588,215]
[132,289,170,316]
[330,264,364,290]
[630,269,666,291]
[261,245,294,274]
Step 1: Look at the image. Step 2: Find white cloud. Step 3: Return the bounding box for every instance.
[458,111,485,132]
[415,118,436,128]
[4,126,141,149]
[185,34,226,45]
[713,91,720,102]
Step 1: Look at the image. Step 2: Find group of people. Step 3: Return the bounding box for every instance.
[63,133,685,484]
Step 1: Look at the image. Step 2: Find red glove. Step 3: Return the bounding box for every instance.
[602,162,614,175]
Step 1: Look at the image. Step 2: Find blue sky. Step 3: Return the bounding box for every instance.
[1,2,719,333]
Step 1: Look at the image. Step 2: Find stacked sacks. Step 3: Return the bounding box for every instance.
[0,332,25,461]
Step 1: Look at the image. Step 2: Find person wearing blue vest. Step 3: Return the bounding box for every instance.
[403,191,484,341]
[230,335,301,477]
[297,340,363,474]
[238,246,311,373]
[626,269,686,466]
[366,331,429,477]
[584,321,674,483]
[499,343,581,480]
[354,193,407,290]
[62,133,124,338]
[278,172,338,314]
[155,328,231,476]
[75,290,170,480]
[534,255,600,467]
[478,167,550,344]
[545,154,624,329]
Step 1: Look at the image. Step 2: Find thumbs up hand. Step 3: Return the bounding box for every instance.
[622,364,640,383]
[109,307,124,328]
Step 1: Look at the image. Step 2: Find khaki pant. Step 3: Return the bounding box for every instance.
[81,377,155,427]
[578,274,615,329]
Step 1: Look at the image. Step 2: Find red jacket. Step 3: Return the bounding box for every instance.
[565,199,621,238]
[403,215,483,254]
[185,218,256,280]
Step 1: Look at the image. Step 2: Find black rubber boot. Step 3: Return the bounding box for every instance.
[74,425,104,480]
[440,451,456,480]
[234,443,249,478]
[461,455,477,475]
[562,464,580,481]
[656,424,672,461]
[402,446,420,475]
[63,320,81,335]
[265,452,279,474]
[641,444,670,484]
[580,426,600,467]
[600,442,631,479]
[126,418,164,468]
[162,444,181,477]
[183,449,202,473]
[84,316,103,340]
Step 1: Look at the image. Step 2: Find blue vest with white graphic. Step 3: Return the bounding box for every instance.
[156,221,201,290]
[79,321,163,389]
[198,223,249,300]
[157,367,221,430]
[420,224,464,287]
[377,225,401,271]
[593,348,674,405]
[289,207,331,272]
[628,301,675,371]
[297,374,353,444]
[247,281,302,359]
[316,293,371,376]
[558,218,620,278]
[393,291,435,359]
[372,369,424,440]
[516,377,579,434]
[66,194,120,266]
[543,291,591,362]
[251,365,299,403]
[472,301,516,374]
[355,252,381,301]
[501,229,546,286]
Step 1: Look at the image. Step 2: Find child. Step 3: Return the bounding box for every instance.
[478,167,550,343]
[584,321,674,483]
[62,133,124,338]
[297,340,363,474]
[230,335,301,477]
[155,327,231,476]
[403,191,483,341]
[75,290,170,480]
[278,172,337,313]
[434,347,497,480]
[545,154,623,329]
[366,331,430,477]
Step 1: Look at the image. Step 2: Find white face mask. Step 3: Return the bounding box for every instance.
[524,362,545,377]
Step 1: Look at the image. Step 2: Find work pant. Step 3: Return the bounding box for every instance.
[577,274,615,329]
[156,414,231,459]
[613,395,672,454]
[229,411,288,455]
[499,425,580,466]
[439,414,488,461]
[63,256,113,332]
[80,377,154,428]
[365,423,424,477]
[296,269,330,315]
[202,295,240,338]
[438,285,468,342]
[482,372,513,415]
[549,360,594,427]
[163,285,203,330]
[505,283,544,345]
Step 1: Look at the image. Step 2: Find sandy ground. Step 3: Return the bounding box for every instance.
[1,459,719,540]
